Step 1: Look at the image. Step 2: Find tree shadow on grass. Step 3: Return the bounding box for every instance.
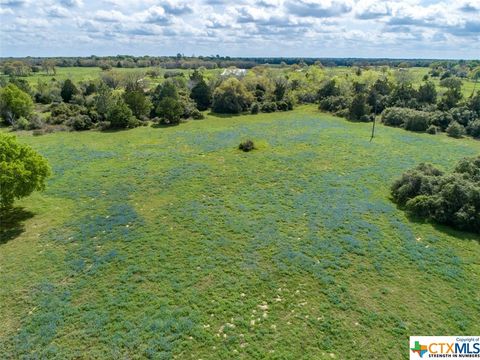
[404,210,480,243]
[207,112,243,119]
[0,207,35,245]
[151,122,181,129]
[98,128,133,133]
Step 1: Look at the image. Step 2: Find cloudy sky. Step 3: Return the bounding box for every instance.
[0,0,479,58]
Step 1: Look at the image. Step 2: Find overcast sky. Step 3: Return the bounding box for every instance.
[0,0,479,59]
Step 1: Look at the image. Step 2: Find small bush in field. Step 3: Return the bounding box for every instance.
[426,125,437,135]
[190,108,204,120]
[261,102,277,113]
[68,115,93,131]
[13,117,29,130]
[467,120,480,138]
[446,121,465,138]
[239,140,255,152]
[382,107,429,131]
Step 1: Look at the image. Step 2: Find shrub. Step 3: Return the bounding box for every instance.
[426,125,438,135]
[403,111,429,132]
[391,163,443,206]
[318,79,340,100]
[68,115,93,131]
[13,116,29,130]
[468,93,480,116]
[48,103,89,125]
[446,121,465,138]
[388,83,418,108]
[276,101,289,111]
[331,109,348,118]
[156,97,183,125]
[261,102,277,113]
[348,93,370,121]
[381,107,430,131]
[391,156,480,233]
[319,96,351,113]
[97,121,111,131]
[454,156,480,182]
[178,95,198,119]
[61,79,78,103]
[71,94,85,106]
[467,120,480,138]
[50,102,72,117]
[438,88,462,111]
[239,140,255,152]
[123,87,152,119]
[106,100,136,129]
[28,115,44,130]
[212,78,253,114]
[190,78,211,111]
[35,80,61,104]
[428,111,453,130]
[251,103,260,114]
[0,133,51,208]
[417,81,437,104]
[285,97,294,110]
[450,106,476,126]
[164,71,184,79]
[190,108,204,120]
[295,90,317,104]
[381,107,405,127]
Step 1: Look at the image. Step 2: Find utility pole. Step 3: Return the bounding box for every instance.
[370,93,377,142]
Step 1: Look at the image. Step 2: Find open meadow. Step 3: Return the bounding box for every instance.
[1,106,479,359]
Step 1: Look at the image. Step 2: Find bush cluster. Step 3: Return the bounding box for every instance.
[381,107,430,132]
[391,156,480,233]
[313,70,479,139]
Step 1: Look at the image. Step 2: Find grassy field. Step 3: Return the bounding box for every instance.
[1,106,479,359]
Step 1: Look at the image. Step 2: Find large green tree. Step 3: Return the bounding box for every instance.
[417,81,437,104]
[190,78,211,111]
[107,99,135,129]
[156,97,183,125]
[123,84,152,119]
[61,79,78,103]
[0,83,34,125]
[0,133,51,209]
[212,78,253,114]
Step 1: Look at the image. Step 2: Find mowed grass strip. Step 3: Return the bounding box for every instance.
[0,105,479,359]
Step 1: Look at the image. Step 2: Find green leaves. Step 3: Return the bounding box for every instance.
[0,133,51,208]
[0,83,34,125]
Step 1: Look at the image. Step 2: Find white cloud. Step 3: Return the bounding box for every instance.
[60,0,83,7]
[94,9,129,22]
[0,7,14,14]
[0,0,479,58]
[46,5,71,18]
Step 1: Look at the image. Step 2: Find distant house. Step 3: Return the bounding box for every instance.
[221,68,247,78]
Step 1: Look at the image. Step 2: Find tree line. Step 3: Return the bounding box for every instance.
[1,56,479,72]
[0,64,479,138]
[0,67,295,133]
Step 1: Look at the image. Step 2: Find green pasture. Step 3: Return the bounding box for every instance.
[1,106,479,359]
